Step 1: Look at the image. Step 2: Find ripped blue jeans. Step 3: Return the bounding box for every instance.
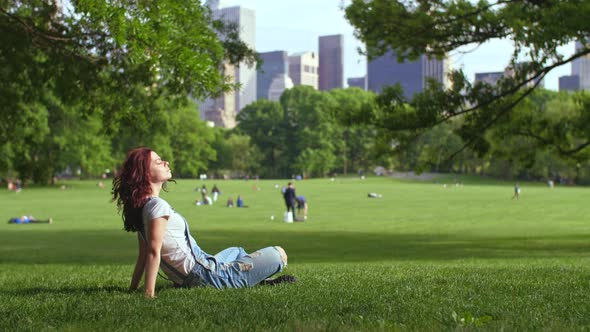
[187,246,286,289]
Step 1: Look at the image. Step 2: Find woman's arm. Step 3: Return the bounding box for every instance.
[129,233,147,291]
[144,217,168,298]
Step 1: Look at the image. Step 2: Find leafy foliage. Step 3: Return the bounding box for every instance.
[345,0,590,159]
[236,87,378,178]
[236,99,287,177]
[169,102,217,178]
[0,0,257,183]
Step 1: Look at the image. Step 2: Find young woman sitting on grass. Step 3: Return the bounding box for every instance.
[112,147,295,298]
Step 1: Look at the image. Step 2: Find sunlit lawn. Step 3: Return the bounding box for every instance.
[1,176,589,331]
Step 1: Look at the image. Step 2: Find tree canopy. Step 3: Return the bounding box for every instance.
[236,86,377,178]
[345,0,590,161]
[0,0,257,183]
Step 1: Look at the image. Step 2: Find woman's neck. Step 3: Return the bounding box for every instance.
[150,183,162,198]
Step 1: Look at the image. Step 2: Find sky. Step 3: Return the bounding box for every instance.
[216,0,575,91]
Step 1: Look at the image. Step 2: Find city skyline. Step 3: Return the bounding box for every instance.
[214,0,575,91]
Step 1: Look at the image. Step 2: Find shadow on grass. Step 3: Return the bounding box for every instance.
[0,229,589,265]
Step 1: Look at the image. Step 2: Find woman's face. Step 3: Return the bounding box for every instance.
[149,151,172,183]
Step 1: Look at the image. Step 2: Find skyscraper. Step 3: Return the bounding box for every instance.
[572,41,590,91]
[367,51,446,99]
[347,76,366,90]
[503,62,545,88]
[559,75,580,92]
[474,72,504,86]
[205,0,229,10]
[257,51,289,100]
[289,52,319,89]
[208,3,256,111]
[199,63,237,128]
[319,34,344,91]
[268,74,294,101]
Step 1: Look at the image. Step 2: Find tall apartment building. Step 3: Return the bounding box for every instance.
[268,74,294,101]
[367,51,446,99]
[503,62,545,88]
[475,61,548,90]
[257,51,289,100]
[199,63,237,128]
[572,40,590,90]
[559,75,580,91]
[474,72,504,86]
[318,34,344,91]
[289,52,319,89]
[347,76,366,90]
[207,2,256,111]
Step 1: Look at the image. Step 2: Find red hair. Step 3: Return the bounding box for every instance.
[112,147,153,232]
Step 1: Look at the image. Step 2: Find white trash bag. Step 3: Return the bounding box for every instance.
[283,211,293,223]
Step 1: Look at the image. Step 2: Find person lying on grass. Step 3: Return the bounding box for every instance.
[7,215,52,224]
[112,147,296,298]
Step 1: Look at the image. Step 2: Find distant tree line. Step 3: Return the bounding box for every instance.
[3,81,590,184]
[234,86,590,184]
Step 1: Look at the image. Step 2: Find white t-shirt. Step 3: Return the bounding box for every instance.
[143,197,196,284]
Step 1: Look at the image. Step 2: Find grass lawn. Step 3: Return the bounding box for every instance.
[1,176,589,331]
